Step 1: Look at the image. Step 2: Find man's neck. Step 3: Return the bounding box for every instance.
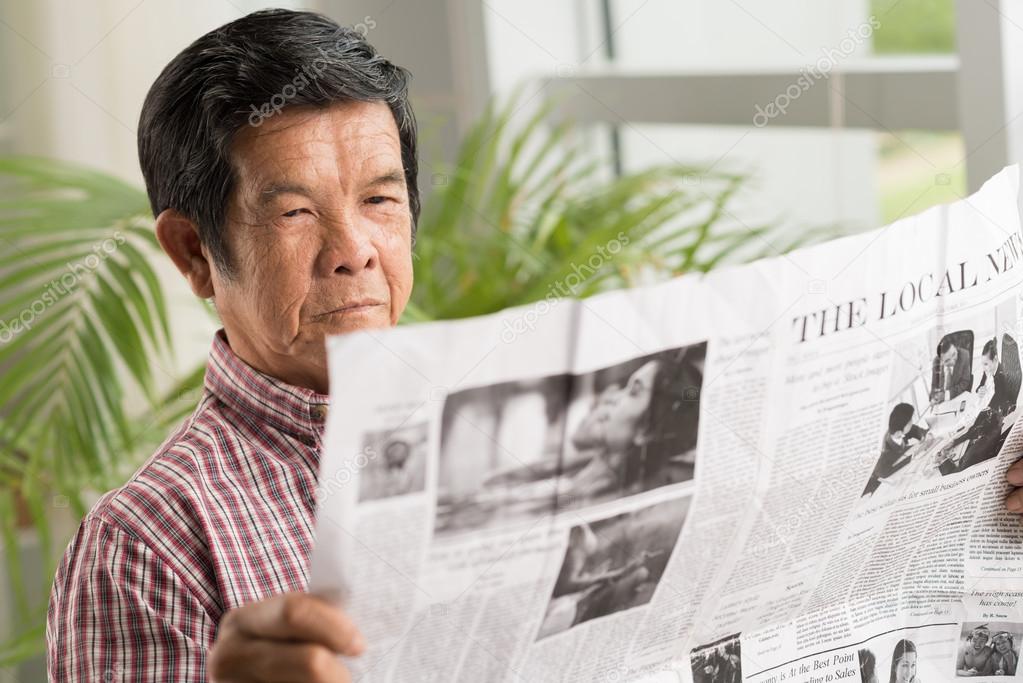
[221,329,329,396]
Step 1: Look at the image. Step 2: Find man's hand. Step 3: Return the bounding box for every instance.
[208,592,364,682]
[1006,459,1023,511]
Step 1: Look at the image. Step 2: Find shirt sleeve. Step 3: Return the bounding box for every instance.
[46,516,216,682]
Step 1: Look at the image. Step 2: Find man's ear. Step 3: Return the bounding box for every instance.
[155,209,215,298]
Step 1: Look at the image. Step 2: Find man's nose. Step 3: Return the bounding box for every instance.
[319,212,377,275]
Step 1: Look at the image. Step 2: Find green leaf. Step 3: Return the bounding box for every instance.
[0,157,202,663]
[0,488,29,619]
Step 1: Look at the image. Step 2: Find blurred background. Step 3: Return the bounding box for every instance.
[1,0,1021,677]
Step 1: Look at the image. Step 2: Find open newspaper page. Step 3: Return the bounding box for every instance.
[310,165,1023,682]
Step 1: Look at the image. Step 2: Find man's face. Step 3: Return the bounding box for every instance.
[941,345,957,367]
[213,100,413,391]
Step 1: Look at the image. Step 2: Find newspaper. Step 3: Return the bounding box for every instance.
[309,165,1023,682]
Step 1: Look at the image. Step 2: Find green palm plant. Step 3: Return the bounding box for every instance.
[406,97,810,321]
[0,158,206,665]
[0,95,830,666]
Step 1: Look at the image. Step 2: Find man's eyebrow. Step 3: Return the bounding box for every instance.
[367,170,406,187]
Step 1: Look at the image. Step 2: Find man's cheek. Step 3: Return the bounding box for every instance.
[250,239,308,297]
[241,259,305,329]
[388,265,413,322]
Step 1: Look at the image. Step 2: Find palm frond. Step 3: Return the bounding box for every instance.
[406,94,827,322]
[0,157,205,654]
[0,158,168,490]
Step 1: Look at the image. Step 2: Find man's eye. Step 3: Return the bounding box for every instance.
[282,208,307,218]
[366,196,391,205]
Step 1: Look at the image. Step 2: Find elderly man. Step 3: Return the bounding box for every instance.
[42,7,1023,683]
[46,9,413,682]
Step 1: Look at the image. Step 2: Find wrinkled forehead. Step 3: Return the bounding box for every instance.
[230,101,403,194]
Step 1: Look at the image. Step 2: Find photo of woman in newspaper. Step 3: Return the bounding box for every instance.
[556,344,703,503]
[989,631,1019,676]
[859,638,922,683]
[433,342,705,536]
[863,321,1022,499]
[887,639,919,683]
[690,633,742,683]
[535,497,689,640]
[955,622,1021,677]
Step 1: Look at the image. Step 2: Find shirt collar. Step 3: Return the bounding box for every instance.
[204,330,329,443]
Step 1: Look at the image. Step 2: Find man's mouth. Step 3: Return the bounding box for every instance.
[315,300,386,318]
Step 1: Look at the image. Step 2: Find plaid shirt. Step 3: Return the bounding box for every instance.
[46,330,330,681]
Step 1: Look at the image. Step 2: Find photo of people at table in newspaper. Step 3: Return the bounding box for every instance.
[433,342,705,536]
[862,305,1022,499]
[955,622,1021,677]
[690,633,742,683]
[534,497,689,640]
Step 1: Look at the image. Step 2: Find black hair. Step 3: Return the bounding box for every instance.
[623,343,705,486]
[858,648,876,682]
[983,338,998,361]
[938,337,955,356]
[888,403,914,434]
[138,8,419,276]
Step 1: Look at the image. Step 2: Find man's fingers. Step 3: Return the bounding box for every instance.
[209,638,351,683]
[224,593,365,656]
[1006,459,1023,486]
[1005,486,1023,512]
[1005,458,1023,511]
[208,594,363,683]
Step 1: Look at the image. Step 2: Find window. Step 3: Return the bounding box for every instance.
[481,0,1014,248]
